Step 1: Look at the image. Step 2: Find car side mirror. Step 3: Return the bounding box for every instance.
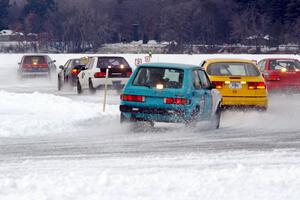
[49,60,56,64]
[209,83,216,90]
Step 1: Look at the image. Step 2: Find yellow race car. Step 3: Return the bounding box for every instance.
[202,58,268,110]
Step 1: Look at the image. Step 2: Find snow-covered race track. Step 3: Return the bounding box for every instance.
[1,55,300,200]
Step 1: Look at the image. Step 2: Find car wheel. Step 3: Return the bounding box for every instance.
[17,71,23,80]
[89,79,96,94]
[257,106,268,112]
[120,113,154,131]
[131,120,154,132]
[58,75,62,91]
[209,104,221,129]
[120,112,130,123]
[77,79,82,94]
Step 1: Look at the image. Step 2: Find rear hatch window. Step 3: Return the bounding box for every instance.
[97,57,131,77]
[24,56,47,65]
[269,60,300,71]
[207,62,260,76]
[97,57,130,69]
[133,67,184,89]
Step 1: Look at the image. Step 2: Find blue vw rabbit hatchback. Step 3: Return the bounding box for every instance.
[119,63,222,129]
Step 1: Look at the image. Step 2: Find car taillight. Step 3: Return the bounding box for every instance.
[164,98,190,105]
[121,94,145,102]
[94,72,106,78]
[22,64,31,68]
[126,71,132,77]
[212,81,224,89]
[37,63,48,67]
[71,69,80,75]
[268,74,281,81]
[248,82,266,89]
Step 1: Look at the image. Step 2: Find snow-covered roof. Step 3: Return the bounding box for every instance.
[246,34,272,41]
[0,29,25,36]
[0,29,13,36]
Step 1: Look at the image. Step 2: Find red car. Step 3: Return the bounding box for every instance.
[18,55,56,78]
[258,58,300,92]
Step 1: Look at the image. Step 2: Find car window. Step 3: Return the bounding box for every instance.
[258,60,266,71]
[64,60,71,67]
[87,58,95,69]
[192,70,201,89]
[198,70,210,88]
[270,60,300,71]
[71,59,81,68]
[23,56,46,64]
[207,62,260,76]
[133,67,184,89]
[67,60,73,68]
[97,57,129,68]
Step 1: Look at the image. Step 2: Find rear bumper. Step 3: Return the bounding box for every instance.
[120,105,188,123]
[267,81,300,92]
[92,77,129,89]
[20,71,49,76]
[222,96,268,108]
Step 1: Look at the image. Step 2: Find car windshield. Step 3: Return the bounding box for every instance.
[133,67,184,89]
[71,59,82,66]
[269,60,300,71]
[97,57,129,68]
[207,62,260,76]
[24,56,46,65]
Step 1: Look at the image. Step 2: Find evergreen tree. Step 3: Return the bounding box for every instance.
[23,0,54,33]
[0,0,10,30]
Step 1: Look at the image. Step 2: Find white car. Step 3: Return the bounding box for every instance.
[76,56,132,94]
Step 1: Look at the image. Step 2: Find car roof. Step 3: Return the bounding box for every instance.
[138,62,201,69]
[95,56,125,59]
[263,58,298,61]
[22,55,47,57]
[203,58,255,64]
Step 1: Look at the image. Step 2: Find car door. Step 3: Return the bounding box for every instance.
[80,57,95,87]
[192,70,211,119]
[60,60,71,82]
[197,69,213,117]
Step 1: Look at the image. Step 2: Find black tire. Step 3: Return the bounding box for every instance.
[209,104,221,129]
[58,75,62,91]
[120,112,130,123]
[185,107,200,127]
[257,106,268,112]
[77,79,82,94]
[89,79,96,94]
[48,71,51,80]
[120,113,154,131]
[17,70,23,80]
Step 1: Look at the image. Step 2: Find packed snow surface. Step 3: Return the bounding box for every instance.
[1,53,300,200]
[1,150,300,200]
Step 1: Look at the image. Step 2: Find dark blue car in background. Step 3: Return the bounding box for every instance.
[120,63,222,129]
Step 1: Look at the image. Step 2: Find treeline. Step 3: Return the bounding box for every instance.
[1,0,300,52]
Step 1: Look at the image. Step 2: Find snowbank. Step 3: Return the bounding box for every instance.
[1,53,300,70]
[0,91,119,137]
